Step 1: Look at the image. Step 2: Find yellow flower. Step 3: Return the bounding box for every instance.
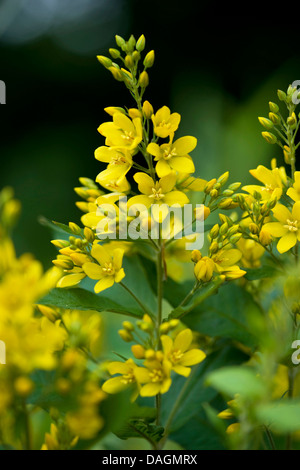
[243,165,284,202]
[96,165,131,193]
[128,172,189,221]
[147,135,196,177]
[212,249,246,279]
[95,146,133,171]
[194,256,215,282]
[161,328,206,377]
[237,239,265,268]
[102,359,139,400]
[263,201,300,253]
[151,106,181,138]
[82,244,125,293]
[135,359,172,397]
[287,171,300,202]
[176,173,207,192]
[98,112,142,151]
[54,247,90,289]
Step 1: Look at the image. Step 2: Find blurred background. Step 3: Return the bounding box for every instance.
[1,0,300,266]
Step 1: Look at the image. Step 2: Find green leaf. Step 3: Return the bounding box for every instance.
[115,420,164,444]
[183,283,259,348]
[206,365,266,399]
[39,287,144,318]
[245,266,281,281]
[161,344,248,450]
[256,400,300,433]
[168,277,225,320]
[39,217,80,237]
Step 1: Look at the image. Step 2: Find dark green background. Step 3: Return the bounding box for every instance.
[1,2,299,265]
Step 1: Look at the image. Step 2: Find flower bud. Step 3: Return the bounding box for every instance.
[143,50,155,68]
[159,322,170,334]
[97,55,113,68]
[249,223,259,234]
[217,171,229,186]
[136,34,146,51]
[277,89,287,101]
[69,222,82,235]
[194,257,215,283]
[287,112,297,128]
[139,71,149,88]
[84,227,95,243]
[115,35,126,48]
[259,230,272,246]
[261,132,277,144]
[125,54,134,68]
[210,188,219,199]
[204,179,217,194]
[229,233,242,244]
[109,67,123,81]
[145,349,156,360]
[210,224,220,239]
[109,48,121,59]
[142,100,154,119]
[118,329,133,342]
[131,344,145,359]
[269,101,279,113]
[51,239,70,249]
[169,319,179,329]
[128,108,142,119]
[123,321,134,331]
[14,377,34,397]
[191,250,202,263]
[269,112,280,125]
[104,106,126,116]
[218,198,234,209]
[258,117,274,130]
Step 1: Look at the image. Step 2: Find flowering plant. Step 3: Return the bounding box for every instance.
[2,34,300,450]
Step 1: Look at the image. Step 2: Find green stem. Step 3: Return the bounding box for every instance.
[120,282,152,318]
[23,402,32,450]
[264,425,276,450]
[156,232,164,426]
[158,366,197,449]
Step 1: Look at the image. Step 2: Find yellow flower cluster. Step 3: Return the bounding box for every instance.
[0,188,106,449]
[102,316,205,399]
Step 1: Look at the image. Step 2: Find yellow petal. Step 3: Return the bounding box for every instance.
[82,262,103,280]
[140,383,161,397]
[156,159,172,178]
[114,268,125,283]
[172,365,191,377]
[160,377,172,394]
[107,361,131,375]
[292,201,300,221]
[134,172,154,195]
[147,142,162,159]
[57,273,86,288]
[102,377,129,394]
[94,276,115,293]
[170,156,195,174]
[173,136,197,155]
[180,349,206,366]
[91,244,112,266]
[163,191,189,207]
[263,222,287,238]
[161,335,173,355]
[160,172,177,193]
[113,249,124,271]
[174,329,193,352]
[277,232,297,253]
[113,112,135,134]
[273,204,292,224]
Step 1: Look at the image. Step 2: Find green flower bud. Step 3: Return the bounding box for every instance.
[115,35,126,48]
[69,222,81,235]
[109,48,121,59]
[261,131,277,144]
[269,101,279,113]
[258,117,274,130]
[269,112,280,125]
[217,171,229,186]
[97,55,113,68]
[139,71,149,88]
[277,89,287,101]
[136,34,146,51]
[143,50,155,69]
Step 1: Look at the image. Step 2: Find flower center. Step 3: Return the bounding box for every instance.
[149,369,163,383]
[163,147,177,160]
[149,187,165,201]
[112,153,128,165]
[158,120,171,129]
[284,219,298,232]
[102,262,115,275]
[170,349,184,363]
[121,372,135,385]
[121,130,134,142]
